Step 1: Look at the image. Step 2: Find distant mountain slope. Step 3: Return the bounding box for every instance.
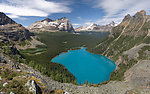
[27,17,75,33]
[75,21,116,32]
[92,10,150,57]
[90,10,150,81]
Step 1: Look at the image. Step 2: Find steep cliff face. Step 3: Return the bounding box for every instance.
[111,10,149,36]
[0,12,17,25]
[27,17,75,33]
[75,21,116,32]
[0,12,32,41]
[0,24,32,41]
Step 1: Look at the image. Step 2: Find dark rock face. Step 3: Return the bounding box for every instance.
[0,24,32,41]
[27,17,75,33]
[0,12,33,42]
[0,54,6,63]
[9,45,21,55]
[122,14,132,22]
[56,17,75,32]
[0,12,17,25]
[41,18,53,22]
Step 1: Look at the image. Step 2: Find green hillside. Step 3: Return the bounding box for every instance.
[90,10,150,81]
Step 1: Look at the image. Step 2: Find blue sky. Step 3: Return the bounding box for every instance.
[0,0,150,27]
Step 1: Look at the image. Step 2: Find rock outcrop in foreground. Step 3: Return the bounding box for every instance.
[27,17,75,33]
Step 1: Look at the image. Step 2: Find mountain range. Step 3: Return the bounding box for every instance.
[75,21,116,32]
[27,17,75,33]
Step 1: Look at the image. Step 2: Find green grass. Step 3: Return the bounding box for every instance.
[19,48,47,54]
[138,46,150,60]
[110,56,137,81]
[0,67,31,94]
[94,35,146,81]
[0,68,17,80]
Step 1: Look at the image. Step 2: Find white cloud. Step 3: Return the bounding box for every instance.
[73,23,80,26]
[73,22,94,27]
[84,22,94,25]
[7,14,19,18]
[86,0,150,24]
[96,17,122,25]
[0,0,71,18]
[77,17,82,20]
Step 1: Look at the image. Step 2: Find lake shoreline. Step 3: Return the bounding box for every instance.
[52,47,116,84]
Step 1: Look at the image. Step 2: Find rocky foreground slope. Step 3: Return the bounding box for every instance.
[75,21,116,32]
[27,17,75,33]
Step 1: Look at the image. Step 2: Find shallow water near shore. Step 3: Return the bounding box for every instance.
[52,47,116,84]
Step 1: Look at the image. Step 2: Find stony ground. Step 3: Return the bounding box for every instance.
[123,43,150,59]
[19,60,150,94]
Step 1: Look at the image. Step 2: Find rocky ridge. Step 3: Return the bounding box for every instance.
[75,21,116,32]
[0,12,16,25]
[27,17,75,33]
[0,12,44,50]
[0,12,33,42]
[111,10,149,36]
[90,10,150,93]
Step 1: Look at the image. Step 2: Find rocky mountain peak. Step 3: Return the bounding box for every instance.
[75,22,115,32]
[133,10,146,19]
[112,10,150,36]
[138,10,146,16]
[122,14,132,22]
[92,23,97,26]
[59,17,68,20]
[27,17,75,33]
[89,24,97,27]
[0,12,17,25]
[41,18,52,22]
[56,17,69,22]
[107,21,116,27]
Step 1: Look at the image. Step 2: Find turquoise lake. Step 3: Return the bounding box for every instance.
[52,47,116,84]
